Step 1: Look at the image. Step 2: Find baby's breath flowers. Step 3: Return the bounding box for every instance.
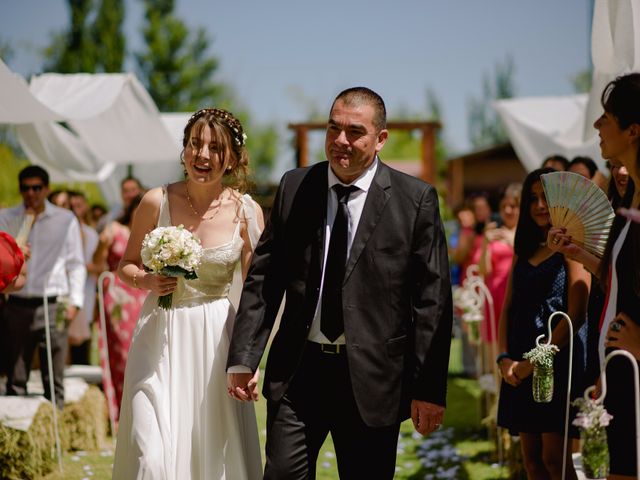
[523,342,559,403]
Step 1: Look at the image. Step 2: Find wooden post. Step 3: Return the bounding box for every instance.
[421,126,436,185]
[296,126,309,168]
[448,158,464,208]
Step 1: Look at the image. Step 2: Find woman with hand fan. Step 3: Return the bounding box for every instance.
[496,168,590,480]
[594,73,640,480]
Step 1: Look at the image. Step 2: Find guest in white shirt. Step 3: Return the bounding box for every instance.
[0,165,85,408]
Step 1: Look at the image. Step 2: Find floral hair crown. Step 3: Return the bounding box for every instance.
[186,108,247,149]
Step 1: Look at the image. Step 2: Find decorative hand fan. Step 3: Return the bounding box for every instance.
[541,171,614,258]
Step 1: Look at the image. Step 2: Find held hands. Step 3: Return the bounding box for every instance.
[605,312,640,361]
[227,370,260,402]
[546,227,583,260]
[411,400,444,436]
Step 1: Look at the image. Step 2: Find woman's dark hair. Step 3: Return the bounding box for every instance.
[597,73,640,293]
[514,168,555,260]
[607,167,633,211]
[118,194,143,227]
[568,156,598,179]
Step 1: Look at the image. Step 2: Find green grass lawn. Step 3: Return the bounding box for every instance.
[42,339,509,479]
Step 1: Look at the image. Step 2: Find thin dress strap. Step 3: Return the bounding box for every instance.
[157,184,172,227]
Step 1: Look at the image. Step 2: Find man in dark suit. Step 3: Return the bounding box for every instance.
[227,87,453,479]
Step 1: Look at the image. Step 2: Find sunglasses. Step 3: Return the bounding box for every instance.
[19,184,45,193]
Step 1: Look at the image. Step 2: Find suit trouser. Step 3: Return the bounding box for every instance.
[4,299,68,408]
[264,344,401,480]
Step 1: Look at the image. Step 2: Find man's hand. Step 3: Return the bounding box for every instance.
[605,312,640,360]
[65,305,79,322]
[411,400,444,436]
[227,370,260,402]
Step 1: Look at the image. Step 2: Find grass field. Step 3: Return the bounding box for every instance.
[40,339,509,479]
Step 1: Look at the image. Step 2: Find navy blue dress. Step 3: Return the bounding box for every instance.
[497,253,587,435]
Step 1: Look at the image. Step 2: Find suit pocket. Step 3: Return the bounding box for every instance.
[386,334,407,357]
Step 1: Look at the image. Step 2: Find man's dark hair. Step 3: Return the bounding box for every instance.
[541,154,569,171]
[19,165,49,186]
[332,86,387,131]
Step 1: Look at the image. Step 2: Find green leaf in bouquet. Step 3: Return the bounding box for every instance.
[160,265,192,278]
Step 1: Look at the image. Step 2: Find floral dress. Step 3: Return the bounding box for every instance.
[99,222,147,420]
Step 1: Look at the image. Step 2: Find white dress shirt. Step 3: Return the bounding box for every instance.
[308,157,378,344]
[0,201,86,308]
[227,158,379,373]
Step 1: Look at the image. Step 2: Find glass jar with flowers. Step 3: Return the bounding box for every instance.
[523,342,559,403]
[572,396,612,479]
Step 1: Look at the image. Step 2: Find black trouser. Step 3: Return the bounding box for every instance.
[264,343,401,479]
[4,297,68,408]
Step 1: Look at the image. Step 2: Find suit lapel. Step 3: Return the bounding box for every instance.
[343,162,391,283]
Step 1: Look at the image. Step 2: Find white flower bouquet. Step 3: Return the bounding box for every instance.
[140,225,203,309]
[453,286,483,343]
[572,397,612,479]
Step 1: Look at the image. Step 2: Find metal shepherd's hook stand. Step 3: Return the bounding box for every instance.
[42,274,63,473]
[98,270,118,445]
[464,265,503,467]
[583,349,640,476]
[537,311,573,480]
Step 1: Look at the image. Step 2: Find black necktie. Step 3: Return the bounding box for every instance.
[321,184,358,342]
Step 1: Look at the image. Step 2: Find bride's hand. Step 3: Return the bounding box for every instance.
[141,272,178,296]
[227,370,260,402]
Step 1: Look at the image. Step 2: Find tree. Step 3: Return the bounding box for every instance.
[44,0,125,73]
[135,0,225,112]
[468,56,516,149]
[571,69,593,93]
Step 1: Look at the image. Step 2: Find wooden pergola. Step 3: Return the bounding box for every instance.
[287,121,441,184]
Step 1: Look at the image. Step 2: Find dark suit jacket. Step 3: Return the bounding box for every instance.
[228,160,453,428]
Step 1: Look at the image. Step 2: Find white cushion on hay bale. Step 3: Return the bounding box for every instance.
[0,370,93,431]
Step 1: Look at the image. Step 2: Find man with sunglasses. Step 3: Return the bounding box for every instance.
[0,165,85,408]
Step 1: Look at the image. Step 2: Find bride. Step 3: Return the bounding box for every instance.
[112,108,264,479]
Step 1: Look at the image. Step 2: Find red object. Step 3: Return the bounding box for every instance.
[0,232,25,291]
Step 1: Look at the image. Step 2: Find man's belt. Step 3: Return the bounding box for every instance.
[7,295,58,307]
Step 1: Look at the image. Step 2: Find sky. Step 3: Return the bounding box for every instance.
[1,0,592,165]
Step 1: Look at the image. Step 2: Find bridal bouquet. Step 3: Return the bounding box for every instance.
[141,225,203,309]
[523,342,559,403]
[572,397,613,479]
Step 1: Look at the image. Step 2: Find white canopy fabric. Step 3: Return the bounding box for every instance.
[0,59,187,207]
[584,0,640,140]
[0,59,63,123]
[494,94,603,173]
[494,0,640,173]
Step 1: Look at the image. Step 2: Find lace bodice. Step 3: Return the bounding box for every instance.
[157,186,261,308]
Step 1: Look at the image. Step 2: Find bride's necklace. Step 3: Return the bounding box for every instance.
[185,182,223,221]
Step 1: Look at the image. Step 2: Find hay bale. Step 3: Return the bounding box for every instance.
[0,402,56,480]
[60,385,108,451]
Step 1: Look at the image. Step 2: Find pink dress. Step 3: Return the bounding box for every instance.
[480,239,514,342]
[98,223,147,420]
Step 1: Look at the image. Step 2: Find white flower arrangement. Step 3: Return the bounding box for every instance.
[140,225,203,309]
[572,397,613,430]
[572,396,612,479]
[523,342,559,369]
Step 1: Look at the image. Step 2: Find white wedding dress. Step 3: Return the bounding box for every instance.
[112,188,262,480]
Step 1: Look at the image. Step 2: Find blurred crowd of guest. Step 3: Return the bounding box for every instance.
[0,169,146,421]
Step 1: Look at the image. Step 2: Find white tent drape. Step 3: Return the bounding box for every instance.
[494,0,640,173]
[494,95,602,172]
[0,59,187,207]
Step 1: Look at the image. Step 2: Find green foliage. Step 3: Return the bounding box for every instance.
[44,0,125,73]
[571,69,593,93]
[135,0,225,112]
[468,56,516,149]
[92,0,126,72]
[247,124,279,183]
[0,145,29,208]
